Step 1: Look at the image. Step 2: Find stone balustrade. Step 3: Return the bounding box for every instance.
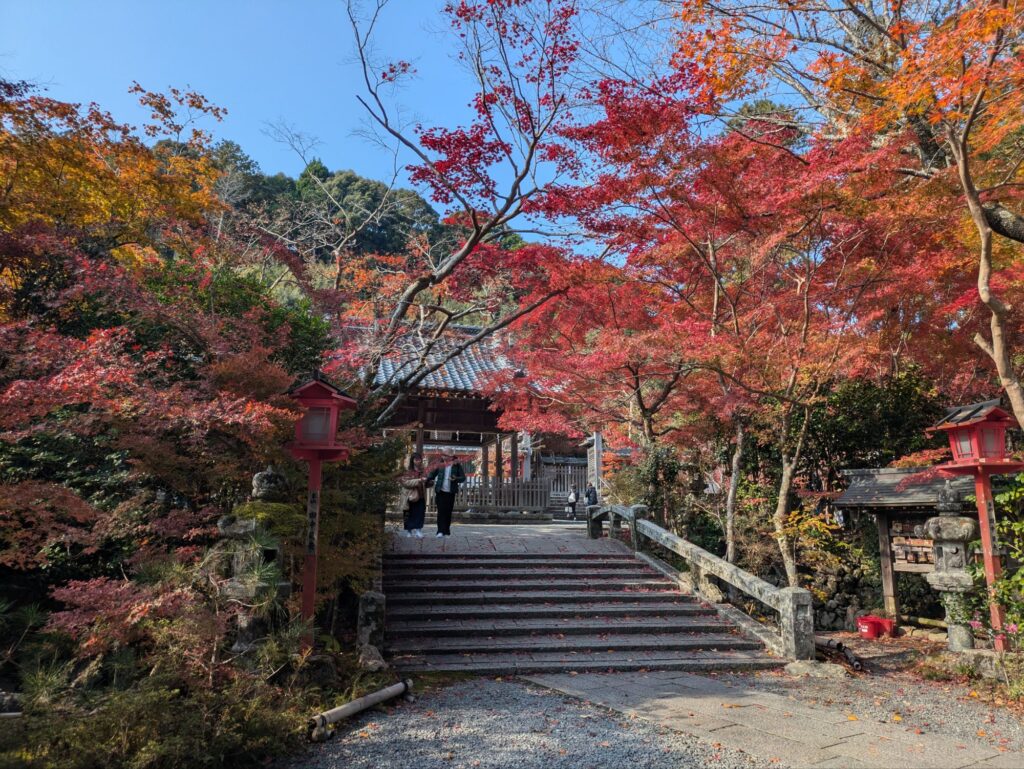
[587,504,814,661]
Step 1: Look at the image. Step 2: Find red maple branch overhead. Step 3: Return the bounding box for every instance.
[330,0,593,422]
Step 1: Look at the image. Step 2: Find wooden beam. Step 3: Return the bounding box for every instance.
[876,513,900,619]
[415,400,425,458]
[510,433,519,480]
[496,435,504,482]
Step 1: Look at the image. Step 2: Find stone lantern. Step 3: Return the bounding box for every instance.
[925,480,979,651]
[929,399,1024,651]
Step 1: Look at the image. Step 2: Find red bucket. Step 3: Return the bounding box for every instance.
[873,616,896,637]
[857,616,881,640]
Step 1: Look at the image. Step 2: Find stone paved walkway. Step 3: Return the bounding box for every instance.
[525,671,1024,768]
[387,522,626,556]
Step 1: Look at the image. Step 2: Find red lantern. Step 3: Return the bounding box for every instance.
[928,399,1023,651]
[287,371,357,650]
[288,371,356,461]
[933,399,1017,467]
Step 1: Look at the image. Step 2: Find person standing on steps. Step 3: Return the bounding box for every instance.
[566,483,579,520]
[399,453,428,538]
[585,482,599,509]
[427,452,466,537]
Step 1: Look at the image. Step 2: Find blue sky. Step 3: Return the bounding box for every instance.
[0,0,479,182]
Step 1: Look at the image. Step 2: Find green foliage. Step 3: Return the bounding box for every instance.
[145,265,331,374]
[726,99,806,148]
[805,372,944,484]
[2,673,312,769]
[994,514,1024,630]
[633,445,684,526]
[296,158,330,196]
[292,159,446,259]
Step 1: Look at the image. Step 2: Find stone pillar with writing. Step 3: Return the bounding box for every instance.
[216,466,292,653]
[925,480,979,652]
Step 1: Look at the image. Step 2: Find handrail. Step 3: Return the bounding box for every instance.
[635,520,782,611]
[587,504,814,661]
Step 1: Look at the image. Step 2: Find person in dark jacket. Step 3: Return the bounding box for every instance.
[427,453,466,537]
[585,482,599,507]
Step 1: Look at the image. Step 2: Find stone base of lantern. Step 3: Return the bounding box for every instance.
[946,648,1024,680]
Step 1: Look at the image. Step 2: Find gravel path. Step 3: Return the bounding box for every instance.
[288,678,787,769]
[718,633,1024,755]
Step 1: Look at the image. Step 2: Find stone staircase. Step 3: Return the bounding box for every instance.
[382,551,782,674]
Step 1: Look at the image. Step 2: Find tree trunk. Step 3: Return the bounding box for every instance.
[948,132,1024,425]
[772,403,812,588]
[725,422,744,564]
[773,459,800,587]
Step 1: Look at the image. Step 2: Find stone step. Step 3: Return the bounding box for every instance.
[384,557,640,570]
[385,616,731,638]
[385,573,655,581]
[382,578,671,593]
[384,552,635,561]
[389,649,782,675]
[387,632,758,655]
[386,511,553,524]
[386,590,697,606]
[387,602,716,621]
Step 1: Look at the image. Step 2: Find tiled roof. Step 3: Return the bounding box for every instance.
[373,337,509,393]
[931,398,1012,430]
[834,468,973,509]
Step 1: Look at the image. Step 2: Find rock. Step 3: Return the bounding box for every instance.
[222,577,269,601]
[899,625,916,637]
[784,660,849,680]
[357,590,386,649]
[927,630,949,643]
[844,606,859,631]
[697,578,725,603]
[0,691,23,713]
[947,624,974,651]
[358,644,388,672]
[297,653,338,687]
[252,465,289,502]
[925,516,978,542]
[819,611,837,629]
[217,516,257,539]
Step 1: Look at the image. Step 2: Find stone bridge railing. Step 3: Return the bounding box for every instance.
[587,504,814,660]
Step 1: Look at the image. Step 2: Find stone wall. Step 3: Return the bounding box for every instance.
[812,561,877,631]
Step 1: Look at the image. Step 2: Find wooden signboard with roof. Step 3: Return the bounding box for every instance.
[835,468,972,619]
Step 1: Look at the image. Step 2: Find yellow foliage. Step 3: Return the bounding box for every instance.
[0,87,223,245]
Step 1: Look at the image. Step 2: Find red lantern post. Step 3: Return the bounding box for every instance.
[287,371,357,651]
[929,400,1023,651]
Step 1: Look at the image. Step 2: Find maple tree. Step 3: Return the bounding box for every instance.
[669,0,1024,424]
[246,0,592,424]
[500,57,990,582]
[5,3,1024,760]
[0,80,357,767]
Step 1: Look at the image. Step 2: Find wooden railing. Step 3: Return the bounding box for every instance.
[428,477,552,513]
[587,504,814,661]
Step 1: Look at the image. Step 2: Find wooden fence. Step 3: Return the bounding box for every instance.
[540,463,588,501]
[427,477,552,513]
